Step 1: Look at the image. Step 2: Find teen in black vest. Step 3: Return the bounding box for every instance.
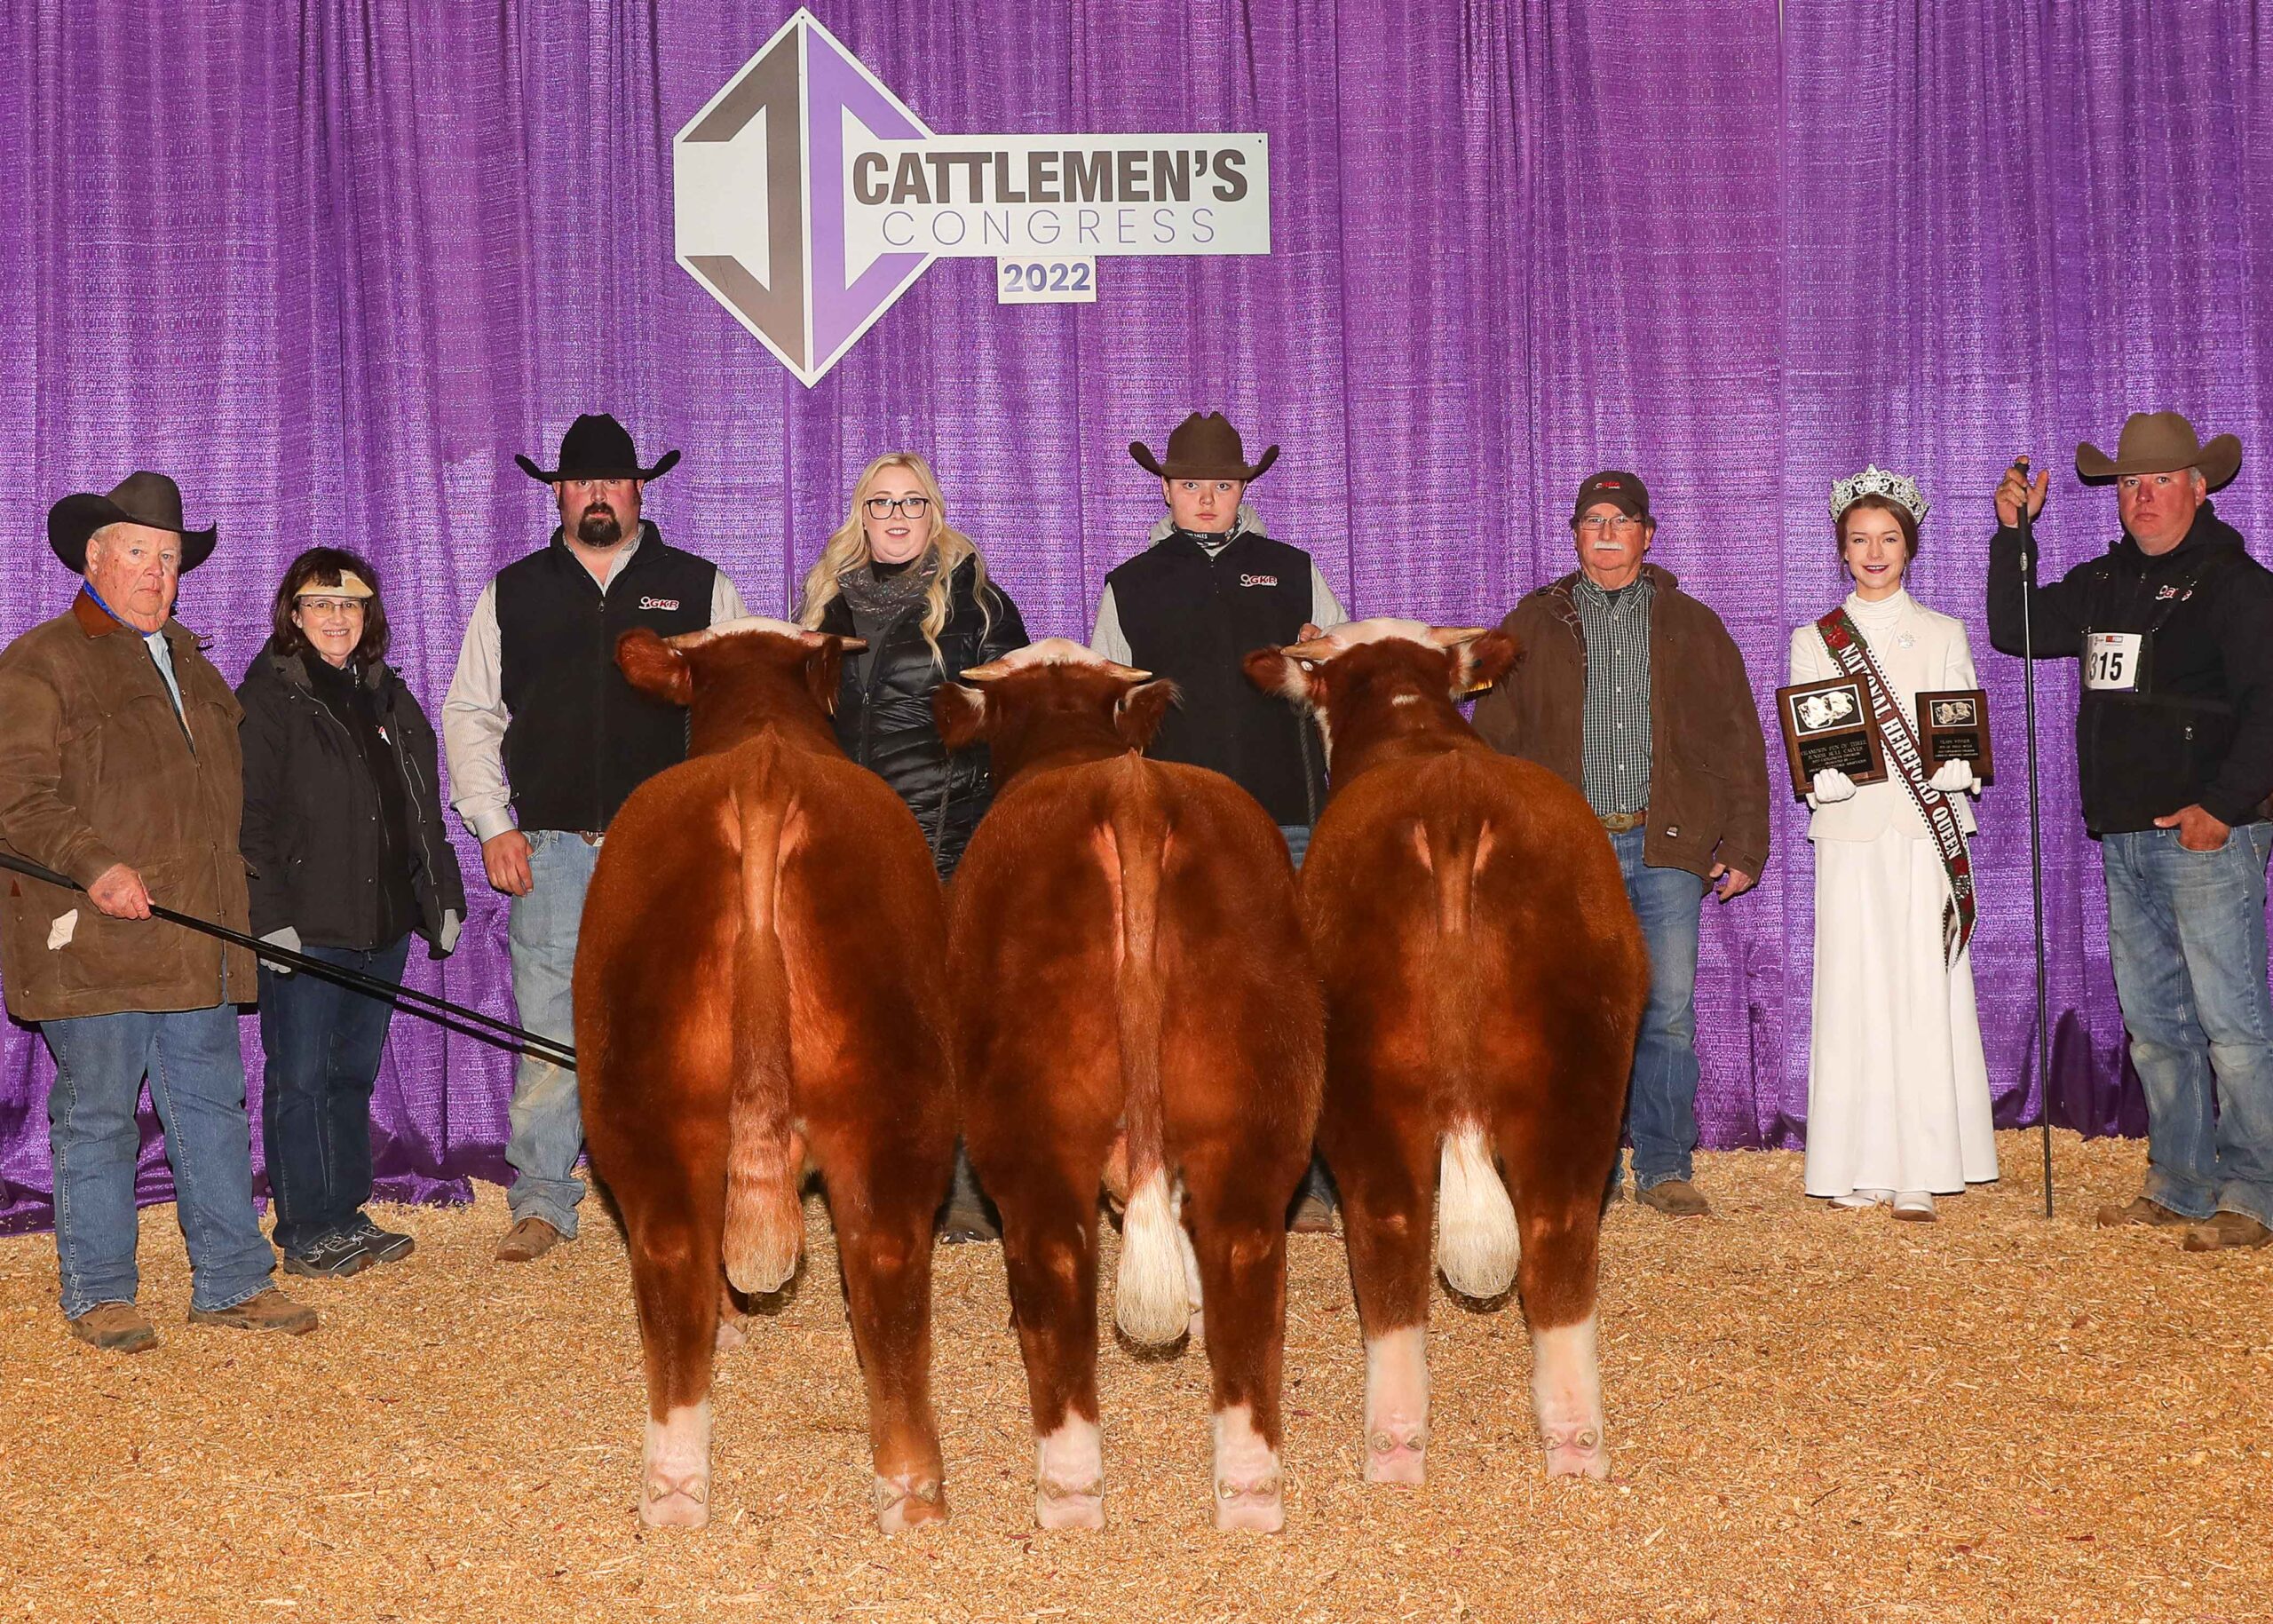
[442,415,747,1263]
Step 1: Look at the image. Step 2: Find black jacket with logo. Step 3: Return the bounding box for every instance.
[1988,505,2273,833]
[1105,528,1327,827]
[818,557,1028,876]
[493,524,715,833]
[237,640,468,955]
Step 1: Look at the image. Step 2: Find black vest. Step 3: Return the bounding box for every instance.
[495,525,717,832]
[1106,528,1327,826]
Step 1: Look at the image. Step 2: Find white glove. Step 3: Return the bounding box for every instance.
[437,908,463,956]
[259,924,302,975]
[1928,757,1977,795]
[1809,768,1857,807]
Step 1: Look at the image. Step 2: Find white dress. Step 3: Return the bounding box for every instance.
[1787,590,1999,1198]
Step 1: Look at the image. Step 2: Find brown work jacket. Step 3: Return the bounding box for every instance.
[0,591,256,1021]
[1470,563,1771,883]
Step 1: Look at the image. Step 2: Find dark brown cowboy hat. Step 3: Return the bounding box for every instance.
[1129,411,1279,482]
[515,413,682,483]
[48,471,216,574]
[2076,410,2241,490]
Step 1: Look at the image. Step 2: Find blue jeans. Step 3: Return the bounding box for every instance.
[1279,825,1311,869]
[2101,823,2273,1229]
[505,829,599,1235]
[257,936,412,1254]
[41,1003,278,1318]
[1607,826,1707,1192]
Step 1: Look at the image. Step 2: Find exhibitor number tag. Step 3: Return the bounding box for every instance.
[2082,630,2147,693]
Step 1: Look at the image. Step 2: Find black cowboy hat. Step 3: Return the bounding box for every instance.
[1129,411,1279,482]
[47,471,217,574]
[514,413,682,483]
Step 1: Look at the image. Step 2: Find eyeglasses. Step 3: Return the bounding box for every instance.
[296,595,368,615]
[863,495,931,519]
[1575,516,1644,535]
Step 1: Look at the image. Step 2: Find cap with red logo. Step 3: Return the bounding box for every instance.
[1572,470,1651,523]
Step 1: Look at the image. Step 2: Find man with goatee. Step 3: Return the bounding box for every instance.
[443,416,747,1262]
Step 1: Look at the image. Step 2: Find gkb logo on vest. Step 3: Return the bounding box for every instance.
[673,10,1271,386]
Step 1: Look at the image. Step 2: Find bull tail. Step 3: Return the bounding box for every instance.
[1423,807,1520,1299]
[722,777,804,1295]
[1107,772,1187,1347]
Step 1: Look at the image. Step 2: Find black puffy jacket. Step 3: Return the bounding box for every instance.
[237,640,468,954]
[818,558,1028,875]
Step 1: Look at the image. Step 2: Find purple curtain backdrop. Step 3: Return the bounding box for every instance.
[3,0,2269,1231]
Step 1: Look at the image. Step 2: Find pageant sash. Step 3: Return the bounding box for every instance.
[1816,607,1976,964]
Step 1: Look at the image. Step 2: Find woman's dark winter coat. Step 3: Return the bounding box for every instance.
[237,638,467,954]
[818,556,1028,875]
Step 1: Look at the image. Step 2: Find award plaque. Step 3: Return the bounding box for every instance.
[1774,676,1888,799]
[1915,688,1994,784]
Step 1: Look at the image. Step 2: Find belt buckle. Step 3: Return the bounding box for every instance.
[1599,810,1645,834]
[576,830,605,847]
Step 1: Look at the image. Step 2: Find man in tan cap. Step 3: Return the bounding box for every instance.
[1990,411,2273,1251]
[0,473,319,1348]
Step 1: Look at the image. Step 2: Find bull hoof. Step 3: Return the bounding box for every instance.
[640,1470,711,1529]
[1542,1424,1612,1481]
[1364,1427,1427,1486]
[715,1317,748,1354]
[1034,1477,1105,1531]
[875,1474,947,1533]
[1212,1475,1285,1533]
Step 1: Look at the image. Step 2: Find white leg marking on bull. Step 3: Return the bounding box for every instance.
[639,1399,713,1528]
[1437,1123,1520,1299]
[1363,1325,1430,1485]
[1034,1414,1105,1530]
[874,1469,946,1533]
[1532,1313,1611,1480]
[1210,1403,1286,1533]
[1116,1170,1189,1346]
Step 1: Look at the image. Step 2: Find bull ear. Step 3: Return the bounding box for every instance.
[933,680,989,750]
[1113,677,1179,750]
[803,635,861,717]
[616,627,692,707]
[1456,629,1521,694]
[1242,645,1315,706]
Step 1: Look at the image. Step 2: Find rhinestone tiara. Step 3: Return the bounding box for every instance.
[1830,464,1929,525]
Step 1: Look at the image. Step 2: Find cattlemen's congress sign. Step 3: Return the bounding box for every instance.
[674,10,1271,386]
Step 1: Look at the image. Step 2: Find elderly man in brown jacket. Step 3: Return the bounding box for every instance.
[1472,471,1770,1218]
[0,473,314,1351]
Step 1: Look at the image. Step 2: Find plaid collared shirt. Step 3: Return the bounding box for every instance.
[1572,573,1654,818]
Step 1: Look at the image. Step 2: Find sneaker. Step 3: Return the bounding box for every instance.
[495,1216,566,1264]
[188,1287,319,1335]
[1636,1178,1711,1217]
[345,1216,416,1264]
[67,1301,158,1353]
[2095,1195,2193,1231]
[1891,1191,1937,1223]
[281,1229,374,1279]
[2182,1211,2273,1252]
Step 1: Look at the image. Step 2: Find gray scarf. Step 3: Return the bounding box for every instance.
[835,551,942,680]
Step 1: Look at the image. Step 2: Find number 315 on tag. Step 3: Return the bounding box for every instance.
[997,257,1097,305]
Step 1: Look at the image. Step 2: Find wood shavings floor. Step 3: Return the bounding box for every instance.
[1,1129,2265,1623]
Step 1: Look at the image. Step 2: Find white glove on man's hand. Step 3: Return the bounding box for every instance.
[437,908,463,956]
[259,924,302,975]
[1809,768,1858,807]
[1928,757,1977,795]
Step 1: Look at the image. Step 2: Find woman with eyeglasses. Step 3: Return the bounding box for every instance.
[236,547,466,1278]
[800,454,1028,1242]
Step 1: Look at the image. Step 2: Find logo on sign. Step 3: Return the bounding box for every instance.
[638,597,682,611]
[1239,574,1280,588]
[674,10,1271,385]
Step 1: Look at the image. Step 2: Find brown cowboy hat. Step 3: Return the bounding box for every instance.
[47,471,217,574]
[1129,411,1279,482]
[2076,410,2241,490]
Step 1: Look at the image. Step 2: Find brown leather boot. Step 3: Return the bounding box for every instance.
[2094,1195,2192,1230]
[67,1302,158,1353]
[495,1216,566,1264]
[1636,1178,1711,1217]
[2182,1211,2273,1252]
[187,1288,318,1335]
